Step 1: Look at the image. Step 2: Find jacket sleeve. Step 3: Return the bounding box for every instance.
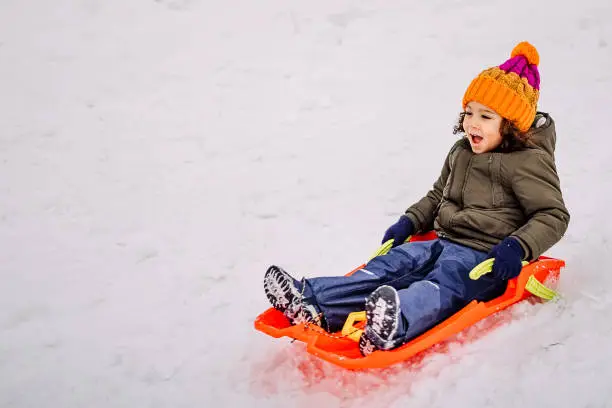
[510,152,570,260]
[404,141,458,233]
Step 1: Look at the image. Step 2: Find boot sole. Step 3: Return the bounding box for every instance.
[264,265,301,318]
[363,285,400,350]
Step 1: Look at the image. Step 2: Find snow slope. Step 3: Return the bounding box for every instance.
[1,0,611,407]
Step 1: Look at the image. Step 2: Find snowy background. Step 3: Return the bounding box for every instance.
[1,0,611,407]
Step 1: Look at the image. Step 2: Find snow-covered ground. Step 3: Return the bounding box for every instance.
[1,1,611,407]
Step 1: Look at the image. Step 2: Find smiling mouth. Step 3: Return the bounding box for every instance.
[469,133,483,144]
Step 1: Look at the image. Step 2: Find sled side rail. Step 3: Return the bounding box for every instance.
[305,258,564,370]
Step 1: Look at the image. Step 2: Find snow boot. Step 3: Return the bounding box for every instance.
[359,285,404,356]
[264,265,322,326]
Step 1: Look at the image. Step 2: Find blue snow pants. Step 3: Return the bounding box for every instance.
[299,239,507,341]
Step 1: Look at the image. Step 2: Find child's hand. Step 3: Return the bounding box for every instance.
[382,216,414,247]
[487,237,525,280]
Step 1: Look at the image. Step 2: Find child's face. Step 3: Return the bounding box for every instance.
[463,101,503,154]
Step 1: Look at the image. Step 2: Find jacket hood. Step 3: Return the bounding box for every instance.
[526,112,556,156]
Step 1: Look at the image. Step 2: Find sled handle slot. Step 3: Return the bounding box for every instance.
[341,311,366,342]
[469,258,559,301]
[368,237,411,262]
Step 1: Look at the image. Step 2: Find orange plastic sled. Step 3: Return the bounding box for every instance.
[254,232,564,370]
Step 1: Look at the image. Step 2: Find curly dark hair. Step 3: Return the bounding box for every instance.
[453,112,532,152]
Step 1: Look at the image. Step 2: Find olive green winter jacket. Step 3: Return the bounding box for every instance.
[404,113,570,260]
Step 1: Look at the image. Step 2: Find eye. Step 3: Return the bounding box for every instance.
[464,111,473,116]
[481,115,491,120]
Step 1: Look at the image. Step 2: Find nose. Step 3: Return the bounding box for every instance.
[466,117,479,131]
[464,120,477,132]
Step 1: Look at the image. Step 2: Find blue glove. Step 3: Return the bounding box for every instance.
[382,215,414,247]
[487,237,525,280]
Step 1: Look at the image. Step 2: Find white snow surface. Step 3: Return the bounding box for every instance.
[1,1,611,407]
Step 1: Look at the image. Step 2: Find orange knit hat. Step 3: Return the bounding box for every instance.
[463,42,541,132]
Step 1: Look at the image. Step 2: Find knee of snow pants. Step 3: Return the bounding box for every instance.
[396,280,442,340]
[394,239,508,343]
